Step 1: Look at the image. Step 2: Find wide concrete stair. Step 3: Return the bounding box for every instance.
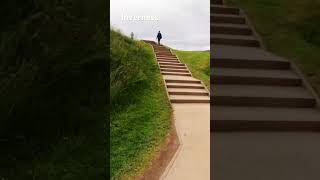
[212,1,320,179]
[211,1,320,132]
[211,3,260,47]
[148,42,210,104]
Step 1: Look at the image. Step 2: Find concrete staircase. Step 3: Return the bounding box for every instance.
[212,1,320,180]
[144,41,210,180]
[211,0,320,132]
[147,42,210,104]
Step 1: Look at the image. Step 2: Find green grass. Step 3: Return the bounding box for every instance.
[226,0,320,94]
[173,50,210,88]
[0,1,107,179]
[110,30,172,179]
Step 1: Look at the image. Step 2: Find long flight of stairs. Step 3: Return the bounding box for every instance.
[211,0,320,131]
[146,41,210,103]
[211,0,320,179]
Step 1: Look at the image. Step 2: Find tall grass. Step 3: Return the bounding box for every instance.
[110,29,172,179]
[0,0,107,179]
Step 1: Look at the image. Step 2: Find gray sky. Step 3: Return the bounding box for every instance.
[111,0,210,51]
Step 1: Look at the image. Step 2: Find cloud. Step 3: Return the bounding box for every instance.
[111,0,210,50]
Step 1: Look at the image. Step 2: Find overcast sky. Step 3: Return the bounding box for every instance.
[110,0,210,51]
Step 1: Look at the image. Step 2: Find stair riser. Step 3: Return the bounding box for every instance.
[156,52,172,55]
[162,72,191,77]
[212,76,302,86]
[161,69,189,73]
[213,0,223,5]
[212,7,240,15]
[212,26,252,35]
[166,80,200,84]
[157,56,177,59]
[171,99,210,103]
[212,58,291,69]
[160,65,187,69]
[212,16,246,24]
[212,37,260,47]
[157,57,178,60]
[212,97,316,108]
[211,121,320,132]
[159,63,185,66]
[169,92,209,96]
[158,60,180,63]
[157,58,178,61]
[167,85,204,89]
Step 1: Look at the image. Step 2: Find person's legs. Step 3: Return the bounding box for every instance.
[158,39,160,45]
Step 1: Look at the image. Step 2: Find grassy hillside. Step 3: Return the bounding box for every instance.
[110,30,172,179]
[174,50,210,88]
[227,0,320,94]
[0,0,107,179]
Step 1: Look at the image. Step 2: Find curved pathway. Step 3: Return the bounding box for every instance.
[145,41,210,180]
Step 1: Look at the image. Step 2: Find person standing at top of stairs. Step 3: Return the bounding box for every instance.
[157,31,162,45]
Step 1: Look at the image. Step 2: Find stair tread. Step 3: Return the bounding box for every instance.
[212,85,314,99]
[213,34,258,41]
[212,45,288,62]
[162,72,191,76]
[170,95,210,100]
[213,67,299,79]
[159,62,184,66]
[161,68,188,71]
[212,23,250,29]
[167,83,203,87]
[168,88,208,93]
[163,75,197,81]
[212,14,243,18]
[212,106,320,121]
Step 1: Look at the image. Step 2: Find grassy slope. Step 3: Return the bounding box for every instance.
[0,1,107,179]
[227,0,320,94]
[174,50,210,88]
[110,30,172,179]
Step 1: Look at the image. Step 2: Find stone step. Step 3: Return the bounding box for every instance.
[156,55,177,59]
[211,45,291,69]
[154,49,170,52]
[168,88,209,96]
[211,106,320,131]
[160,68,189,73]
[155,52,172,55]
[212,67,302,86]
[165,79,201,84]
[160,65,188,69]
[212,14,246,24]
[162,72,192,77]
[212,23,252,35]
[212,34,260,47]
[157,60,180,63]
[212,85,316,107]
[159,62,185,66]
[167,82,205,89]
[170,95,210,103]
[211,5,240,15]
[157,57,178,60]
[213,0,223,5]
[157,58,179,61]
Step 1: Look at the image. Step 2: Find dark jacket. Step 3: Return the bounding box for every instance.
[157,32,162,40]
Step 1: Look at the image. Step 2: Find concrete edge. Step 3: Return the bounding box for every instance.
[137,41,181,180]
